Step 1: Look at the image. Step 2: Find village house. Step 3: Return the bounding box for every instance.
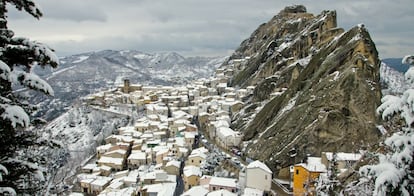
[184,132,196,149]
[81,163,98,174]
[183,165,202,191]
[293,157,327,196]
[97,156,124,171]
[100,165,112,177]
[187,151,207,167]
[209,176,238,193]
[155,148,170,165]
[96,144,112,159]
[164,160,181,176]
[80,178,95,194]
[245,160,272,194]
[321,152,362,173]
[135,121,150,132]
[109,142,131,152]
[103,149,129,161]
[127,151,147,169]
[90,177,112,195]
[215,126,242,150]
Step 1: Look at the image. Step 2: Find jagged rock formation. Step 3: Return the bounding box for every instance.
[222,5,382,171]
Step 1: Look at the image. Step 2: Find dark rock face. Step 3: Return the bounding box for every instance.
[222,6,381,171]
[283,5,307,14]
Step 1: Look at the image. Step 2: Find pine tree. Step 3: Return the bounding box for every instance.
[0,0,58,195]
[316,152,342,195]
[357,56,414,195]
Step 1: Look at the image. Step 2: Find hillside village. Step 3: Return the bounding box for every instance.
[67,57,363,196]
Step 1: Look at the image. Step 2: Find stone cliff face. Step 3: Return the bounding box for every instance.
[222,5,382,171]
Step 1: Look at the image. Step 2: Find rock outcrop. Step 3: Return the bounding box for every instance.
[221,5,382,171]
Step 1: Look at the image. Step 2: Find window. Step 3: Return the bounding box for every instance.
[265,175,267,180]
[199,160,201,163]
[296,169,299,175]
[213,187,216,191]
[191,160,194,163]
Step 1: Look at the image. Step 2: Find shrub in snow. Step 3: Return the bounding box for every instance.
[0,0,58,194]
[357,56,414,196]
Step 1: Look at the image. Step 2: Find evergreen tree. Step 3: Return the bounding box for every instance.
[0,0,58,195]
[357,56,414,195]
[316,152,342,195]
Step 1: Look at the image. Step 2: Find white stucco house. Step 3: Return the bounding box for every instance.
[245,160,272,193]
[215,126,242,149]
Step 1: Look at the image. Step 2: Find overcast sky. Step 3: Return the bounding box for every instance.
[7,0,413,58]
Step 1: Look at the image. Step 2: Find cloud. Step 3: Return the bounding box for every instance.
[6,0,414,58]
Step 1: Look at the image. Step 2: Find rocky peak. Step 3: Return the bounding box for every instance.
[281,5,307,14]
[221,6,382,172]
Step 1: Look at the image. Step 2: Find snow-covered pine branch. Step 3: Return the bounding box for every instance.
[7,37,59,68]
[0,104,30,128]
[0,60,11,80]
[7,0,42,19]
[405,67,414,84]
[0,163,16,196]
[4,158,46,182]
[402,55,414,65]
[11,69,54,96]
[0,187,16,196]
[0,163,8,181]
[376,90,414,126]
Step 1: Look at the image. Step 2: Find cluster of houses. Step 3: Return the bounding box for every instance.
[74,76,277,196]
[86,74,253,152]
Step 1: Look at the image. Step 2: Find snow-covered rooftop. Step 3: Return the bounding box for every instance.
[323,152,362,161]
[295,157,327,173]
[183,165,202,177]
[143,182,176,196]
[209,176,237,188]
[246,160,272,174]
[98,156,124,165]
[91,177,112,187]
[166,160,181,168]
[182,186,209,196]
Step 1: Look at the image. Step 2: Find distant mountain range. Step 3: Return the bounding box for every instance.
[29,50,226,120]
[382,58,409,73]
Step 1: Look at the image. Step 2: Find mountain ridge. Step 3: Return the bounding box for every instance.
[220,5,382,171]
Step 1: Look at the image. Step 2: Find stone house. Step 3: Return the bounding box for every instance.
[187,151,207,167]
[127,151,147,169]
[90,177,112,195]
[164,160,181,176]
[183,165,202,191]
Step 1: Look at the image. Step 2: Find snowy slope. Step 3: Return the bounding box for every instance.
[26,104,133,194]
[380,62,410,95]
